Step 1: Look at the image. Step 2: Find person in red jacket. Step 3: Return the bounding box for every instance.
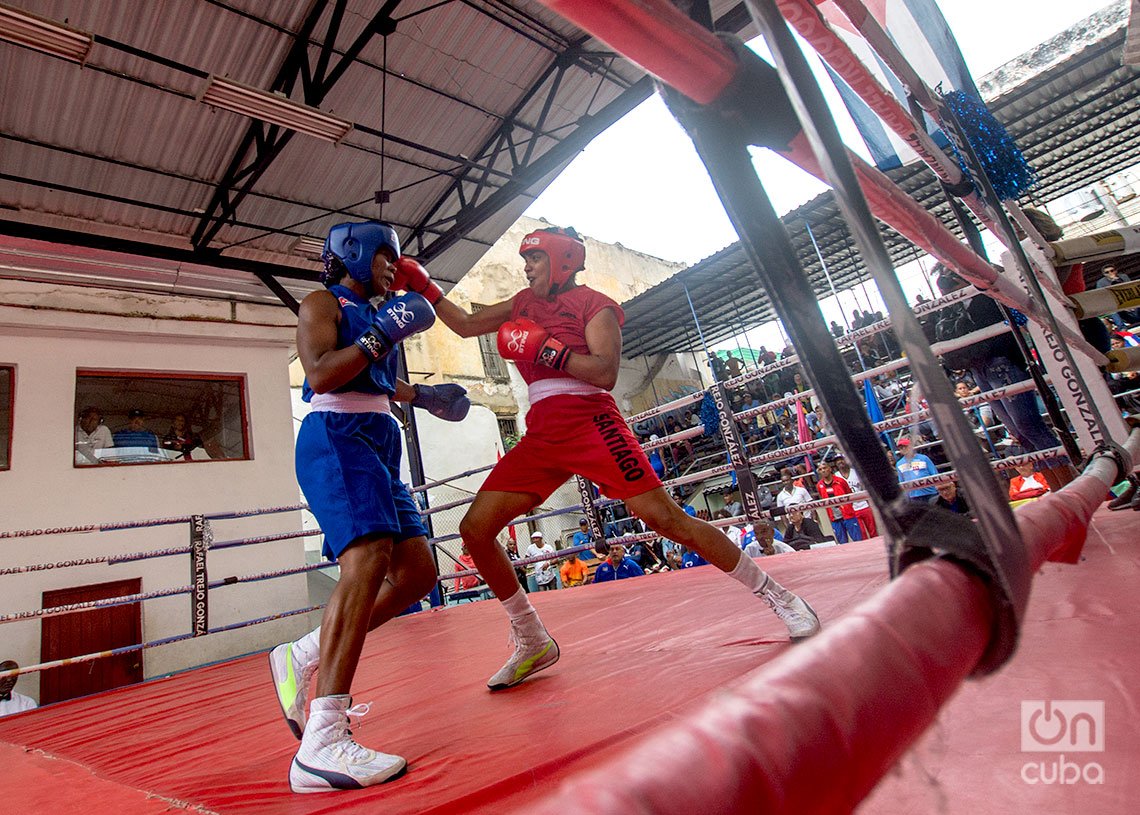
[389,225,820,689]
[815,460,862,544]
[1008,461,1051,501]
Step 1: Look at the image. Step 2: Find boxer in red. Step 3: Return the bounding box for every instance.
[390,226,820,689]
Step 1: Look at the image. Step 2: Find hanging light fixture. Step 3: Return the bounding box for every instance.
[0,4,93,64]
[199,76,353,144]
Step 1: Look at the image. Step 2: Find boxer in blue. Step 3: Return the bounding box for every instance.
[269,221,469,794]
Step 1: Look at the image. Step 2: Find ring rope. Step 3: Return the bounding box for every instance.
[0,605,322,680]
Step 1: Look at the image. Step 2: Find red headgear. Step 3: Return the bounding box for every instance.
[519,227,585,294]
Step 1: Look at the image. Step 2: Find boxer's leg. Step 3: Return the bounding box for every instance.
[460,490,561,689]
[626,487,821,639]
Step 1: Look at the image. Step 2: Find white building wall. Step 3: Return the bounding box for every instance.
[0,282,310,701]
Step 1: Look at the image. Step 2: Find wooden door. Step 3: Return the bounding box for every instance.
[40,577,143,705]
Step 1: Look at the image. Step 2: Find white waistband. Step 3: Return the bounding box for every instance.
[309,392,392,414]
[528,378,607,404]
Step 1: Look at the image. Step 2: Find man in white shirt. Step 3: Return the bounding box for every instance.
[0,660,37,718]
[525,531,559,591]
[75,406,114,465]
[743,523,794,557]
[775,468,812,510]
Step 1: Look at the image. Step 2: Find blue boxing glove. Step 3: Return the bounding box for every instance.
[354,292,436,362]
[412,383,471,422]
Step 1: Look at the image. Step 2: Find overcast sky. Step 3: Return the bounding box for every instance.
[525,0,1116,267]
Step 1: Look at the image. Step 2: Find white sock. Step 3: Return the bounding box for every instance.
[728,550,774,596]
[500,588,536,623]
[292,626,322,666]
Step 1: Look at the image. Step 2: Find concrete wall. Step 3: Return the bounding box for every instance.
[0,280,309,701]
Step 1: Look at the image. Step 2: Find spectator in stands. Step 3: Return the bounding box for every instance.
[723,491,743,517]
[834,458,876,538]
[934,265,1061,455]
[895,437,939,502]
[1021,207,1109,354]
[716,508,744,549]
[781,507,826,550]
[593,543,644,582]
[113,408,160,448]
[161,413,203,459]
[627,540,663,573]
[915,293,929,305]
[559,549,589,588]
[851,309,866,329]
[572,518,593,552]
[744,522,792,557]
[0,661,36,718]
[503,536,529,592]
[934,482,970,515]
[1008,461,1051,501]
[726,354,744,378]
[680,545,710,568]
[452,542,480,594]
[858,340,883,368]
[954,380,997,429]
[75,405,113,465]
[829,319,845,338]
[815,460,862,544]
[776,467,812,510]
[873,375,904,410]
[1096,264,1139,328]
[525,532,559,591]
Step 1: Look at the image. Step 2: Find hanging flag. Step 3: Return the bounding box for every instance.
[794,398,814,473]
[863,378,893,451]
[817,0,981,170]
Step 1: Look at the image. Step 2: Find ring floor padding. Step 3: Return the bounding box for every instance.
[0,508,1136,814]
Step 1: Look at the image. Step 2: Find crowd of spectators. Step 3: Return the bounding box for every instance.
[75,406,208,465]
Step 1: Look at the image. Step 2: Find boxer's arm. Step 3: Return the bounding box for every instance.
[392,378,416,402]
[296,290,370,394]
[434,296,515,338]
[567,307,622,390]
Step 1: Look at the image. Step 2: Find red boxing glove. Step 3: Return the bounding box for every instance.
[390,256,443,305]
[497,318,570,370]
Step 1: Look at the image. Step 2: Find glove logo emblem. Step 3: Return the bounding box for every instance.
[388,301,414,329]
[507,328,528,354]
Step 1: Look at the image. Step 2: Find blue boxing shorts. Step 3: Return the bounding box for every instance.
[296,410,427,561]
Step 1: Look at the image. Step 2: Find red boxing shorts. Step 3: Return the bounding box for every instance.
[481,392,662,502]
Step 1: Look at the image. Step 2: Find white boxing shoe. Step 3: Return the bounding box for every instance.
[289,695,406,793]
[268,641,317,740]
[487,613,560,690]
[760,579,821,639]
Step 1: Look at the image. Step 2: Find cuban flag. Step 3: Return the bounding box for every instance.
[817,0,980,170]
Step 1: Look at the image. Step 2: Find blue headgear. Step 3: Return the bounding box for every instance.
[322,221,401,285]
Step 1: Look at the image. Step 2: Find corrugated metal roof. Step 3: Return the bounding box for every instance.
[0,0,751,306]
[622,3,1140,356]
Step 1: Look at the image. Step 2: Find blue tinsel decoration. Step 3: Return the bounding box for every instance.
[942,90,1036,200]
[699,392,718,438]
[1006,307,1028,328]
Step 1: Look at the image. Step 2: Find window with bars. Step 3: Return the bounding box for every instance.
[472,303,509,380]
[498,416,519,450]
